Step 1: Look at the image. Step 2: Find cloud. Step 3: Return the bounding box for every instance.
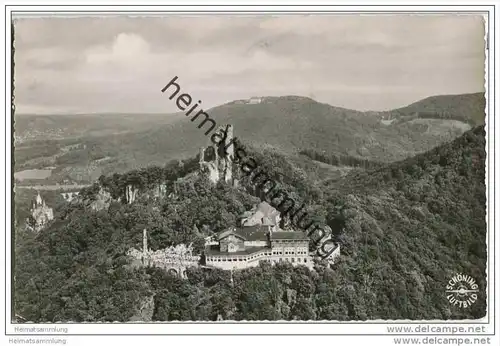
[85,33,151,65]
[75,31,315,88]
[13,14,485,113]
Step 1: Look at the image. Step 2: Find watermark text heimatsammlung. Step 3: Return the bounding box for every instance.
[162,76,337,259]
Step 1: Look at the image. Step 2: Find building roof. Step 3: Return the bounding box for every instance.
[205,245,267,257]
[240,201,281,227]
[271,231,309,240]
[257,201,280,217]
[216,228,246,241]
[238,225,270,241]
[262,216,275,226]
[217,225,270,242]
[217,226,308,242]
[240,211,254,218]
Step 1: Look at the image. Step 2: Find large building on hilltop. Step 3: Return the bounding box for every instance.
[204,201,341,270]
[204,224,313,270]
[127,199,340,276]
[203,201,340,270]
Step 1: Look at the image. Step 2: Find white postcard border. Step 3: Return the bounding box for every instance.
[1,1,497,338]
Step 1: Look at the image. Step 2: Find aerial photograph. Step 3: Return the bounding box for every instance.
[12,14,487,322]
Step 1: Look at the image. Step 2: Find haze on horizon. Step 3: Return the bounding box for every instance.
[13,14,486,115]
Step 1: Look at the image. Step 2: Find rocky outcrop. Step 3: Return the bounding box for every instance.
[125,184,139,204]
[199,147,220,184]
[221,124,234,184]
[285,288,297,306]
[90,187,112,211]
[152,183,168,199]
[61,191,79,202]
[88,182,167,211]
[129,295,155,322]
[199,124,235,185]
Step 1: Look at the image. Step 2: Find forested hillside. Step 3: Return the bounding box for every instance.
[89,94,483,169]
[322,126,487,319]
[14,126,486,321]
[15,93,485,186]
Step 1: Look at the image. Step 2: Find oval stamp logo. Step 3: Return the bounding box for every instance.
[446,273,479,308]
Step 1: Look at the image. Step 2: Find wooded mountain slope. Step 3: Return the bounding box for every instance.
[322,126,487,319]
[387,92,485,125]
[14,126,487,321]
[15,93,485,185]
[94,94,483,169]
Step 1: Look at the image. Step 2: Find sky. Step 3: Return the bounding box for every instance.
[13,14,486,114]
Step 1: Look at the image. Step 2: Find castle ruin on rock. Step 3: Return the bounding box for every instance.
[199,124,234,185]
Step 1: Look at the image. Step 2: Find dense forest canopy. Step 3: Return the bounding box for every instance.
[14,125,487,321]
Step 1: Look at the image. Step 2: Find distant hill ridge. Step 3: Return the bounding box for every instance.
[226,95,361,112]
[91,91,483,166]
[380,92,485,126]
[14,92,486,183]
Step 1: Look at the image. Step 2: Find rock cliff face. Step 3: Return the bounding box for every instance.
[128,295,155,322]
[87,181,169,211]
[199,124,235,185]
[221,124,234,184]
[199,146,220,184]
[61,191,79,202]
[125,184,139,204]
[27,193,54,232]
[90,187,113,211]
[152,183,168,199]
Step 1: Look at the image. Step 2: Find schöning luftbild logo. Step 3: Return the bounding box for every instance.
[446,273,479,308]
